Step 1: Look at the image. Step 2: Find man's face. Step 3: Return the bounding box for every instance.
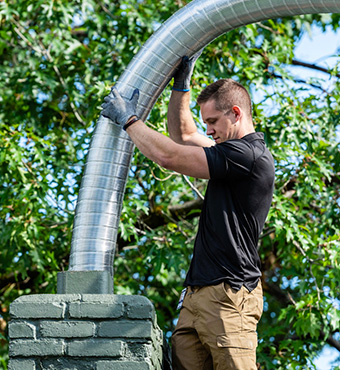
[200,99,238,144]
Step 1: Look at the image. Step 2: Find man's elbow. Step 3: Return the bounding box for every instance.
[156,153,178,171]
[169,132,192,146]
[168,131,182,144]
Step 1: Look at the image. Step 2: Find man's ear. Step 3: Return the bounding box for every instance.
[232,105,242,123]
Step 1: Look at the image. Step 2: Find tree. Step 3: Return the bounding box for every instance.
[0,1,339,368]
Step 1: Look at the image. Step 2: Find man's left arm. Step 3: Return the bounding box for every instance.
[101,88,210,179]
[126,118,209,179]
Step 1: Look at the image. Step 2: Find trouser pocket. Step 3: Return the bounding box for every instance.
[217,331,257,351]
[216,332,258,370]
[221,282,244,310]
[242,282,263,330]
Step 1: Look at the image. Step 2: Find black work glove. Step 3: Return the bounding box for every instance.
[101,87,139,125]
[172,49,203,92]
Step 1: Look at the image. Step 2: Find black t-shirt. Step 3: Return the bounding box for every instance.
[184,132,275,292]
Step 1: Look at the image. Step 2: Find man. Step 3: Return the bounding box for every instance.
[102,54,275,370]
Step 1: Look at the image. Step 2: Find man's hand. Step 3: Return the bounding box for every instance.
[172,49,203,92]
[101,88,139,125]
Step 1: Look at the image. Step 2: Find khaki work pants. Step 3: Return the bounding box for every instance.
[172,281,263,370]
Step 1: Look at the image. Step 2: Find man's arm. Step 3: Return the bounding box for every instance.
[168,52,214,148]
[101,88,210,179]
[168,90,214,147]
[126,118,210,179]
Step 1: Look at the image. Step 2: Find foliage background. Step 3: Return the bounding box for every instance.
[0,0,339,369]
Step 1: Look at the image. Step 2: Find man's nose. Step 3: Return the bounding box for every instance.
[206,126,214,135]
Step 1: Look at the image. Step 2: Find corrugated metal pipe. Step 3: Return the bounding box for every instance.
[68,0,339,277]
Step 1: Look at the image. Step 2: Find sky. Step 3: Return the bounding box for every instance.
[293,22,340,370]
[293,23,340,74]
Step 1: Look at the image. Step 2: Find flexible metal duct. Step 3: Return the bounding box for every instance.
[68,0,339,277]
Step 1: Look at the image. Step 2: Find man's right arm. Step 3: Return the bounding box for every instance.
[168,52,214,148]
[167,90,214,147]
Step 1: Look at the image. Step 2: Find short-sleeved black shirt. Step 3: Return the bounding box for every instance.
[184,132,275,292]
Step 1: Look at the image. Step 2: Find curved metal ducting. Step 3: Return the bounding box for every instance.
[68,0,339,277]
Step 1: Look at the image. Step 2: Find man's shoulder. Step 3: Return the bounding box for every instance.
[215,134,257,154]
[241,131,265,144]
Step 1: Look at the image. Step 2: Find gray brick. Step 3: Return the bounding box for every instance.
[41,358,96,370]
[40,320,95,338]
[125,342,152,359]
[8,359,36,370]
[98,320,153,339]
[126,298,155,320]
[11,302,65,319]
[9,339,65,357]
[11,301,63,319]
[10,294,81,319]
[97,361,152,370]
[69,295,124,319]
[8,321,36,339]
[67,339,123,357]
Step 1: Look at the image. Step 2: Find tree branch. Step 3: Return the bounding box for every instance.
[182,175,205,200]
[168,198,203,220]
[326,332,340,352]
[292,59,340,79]
[271,73,329,93]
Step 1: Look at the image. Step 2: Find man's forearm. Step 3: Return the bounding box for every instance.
[167,90,198,144]
[168,91,214,148]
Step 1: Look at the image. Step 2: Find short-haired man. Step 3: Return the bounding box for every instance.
[102,55,275,370]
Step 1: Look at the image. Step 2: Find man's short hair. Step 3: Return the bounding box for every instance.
[197,79,252,118]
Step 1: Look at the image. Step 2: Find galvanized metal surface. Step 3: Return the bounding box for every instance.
[68,0,339,276]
